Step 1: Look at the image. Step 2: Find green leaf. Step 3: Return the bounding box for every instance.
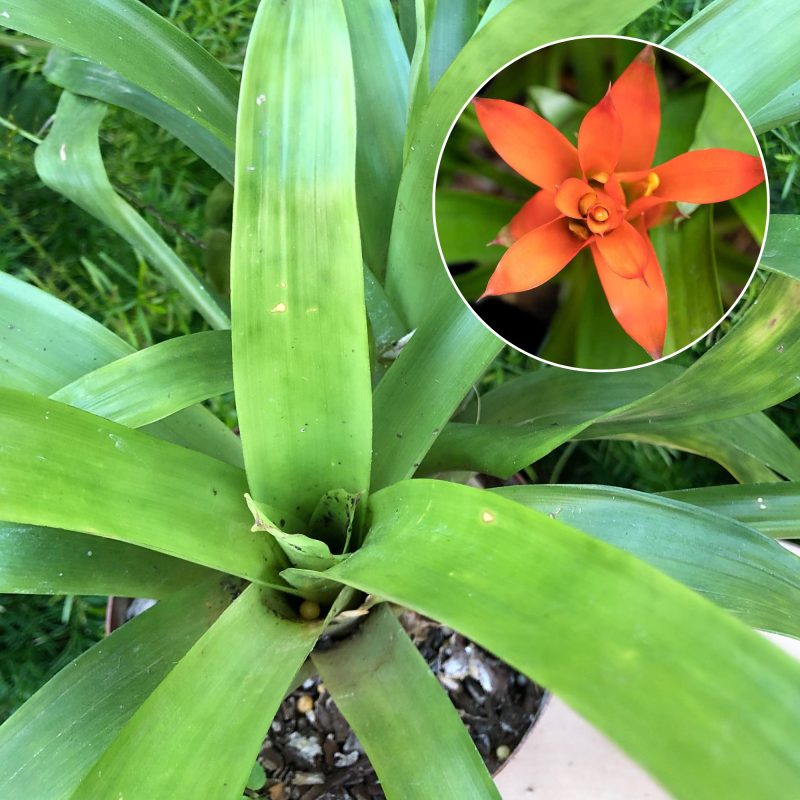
[0,577,233,799]
[663,483,800,540]
[495,484,800,638]
[573,255,652,367]
[51,330,233,428]
[429,0,478,87]
[313,605,499,800]
[323,479,800,800]
[406,0,437,159]
[666,0,800,128]
[749,79,800,133]
[43,48,233,182]
[0,388,280,584]
[0,272,241,466]
[371,293,501,490]
[343,1,409,280]
[385,0,660,326]
[651,206,723,353]
[74,585,319,799]
[364,265,407,354]
[422,365,677,476]
[434,189,516,265]
[0,521,214,597]
[579,413,800,484]
[35,91,230,330]
[231,0,372,521]
[760,216,800,280]
[598,275,800,427]
[0,0,237,150]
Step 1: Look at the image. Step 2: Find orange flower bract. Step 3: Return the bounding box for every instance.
[474,46,765,360]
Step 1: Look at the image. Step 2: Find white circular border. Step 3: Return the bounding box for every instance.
[431,33,771,374]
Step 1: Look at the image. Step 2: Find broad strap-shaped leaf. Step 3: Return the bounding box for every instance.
[663,483,800,540]
[760,216,800,280]
[0,0,237,149]
[313,604,499,800]
[0,388,280,583]
[232,0,372,521]
[0,521,214,597]
[665,0,800,130]
[318,480,800,800]
[749,79,800,134]
[579,413,800,484]
[385,0,659,326]
[429,0,479,87]
[52,330,233,428]
[0,271,241,466]
[597,276,800,427]
[73,585,319,799]
[43,48,233,182]
[406,0,437,158]
[649,205,723,353]
[36,91,230,330]
[0,578,232,799]
[495,484,800,638]
[422,365,678,476]
[371,294,501,490]
[342,1,409,281]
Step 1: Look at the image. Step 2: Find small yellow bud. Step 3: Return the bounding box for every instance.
[299,599,321,620]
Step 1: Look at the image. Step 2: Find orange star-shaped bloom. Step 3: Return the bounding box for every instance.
[474,46,765,360]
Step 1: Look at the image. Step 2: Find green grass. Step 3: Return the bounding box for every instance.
[0,0,798,720]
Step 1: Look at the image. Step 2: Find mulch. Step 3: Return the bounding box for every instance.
[248,610,544,800]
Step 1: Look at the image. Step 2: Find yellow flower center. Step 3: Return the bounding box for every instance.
[644,171,660,197]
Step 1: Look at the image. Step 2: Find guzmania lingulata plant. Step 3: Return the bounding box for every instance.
[1,1,800,799]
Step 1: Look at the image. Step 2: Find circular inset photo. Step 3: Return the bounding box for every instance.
[434,36,768,371]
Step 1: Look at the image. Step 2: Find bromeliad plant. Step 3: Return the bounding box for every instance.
[474,45,765,359]
[1,1,800,799]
